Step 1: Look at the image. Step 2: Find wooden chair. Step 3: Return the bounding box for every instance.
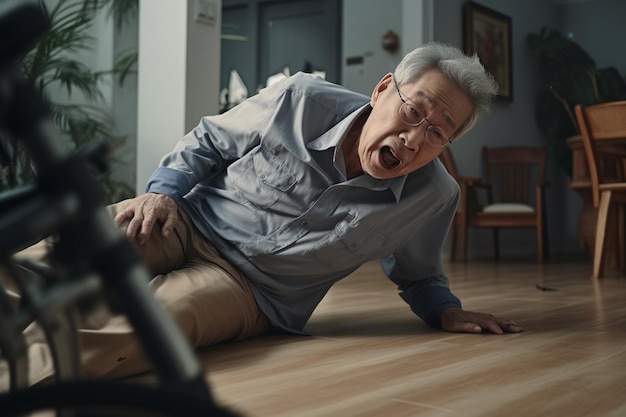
[438,148,480,262]
[442,146,549,262]
[574,101,626,278]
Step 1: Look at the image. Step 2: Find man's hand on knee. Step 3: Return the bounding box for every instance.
[114,193,178,245]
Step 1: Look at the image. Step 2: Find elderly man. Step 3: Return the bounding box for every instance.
[20,42,523,381]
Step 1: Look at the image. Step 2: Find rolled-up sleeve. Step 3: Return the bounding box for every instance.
[383,266,462,326]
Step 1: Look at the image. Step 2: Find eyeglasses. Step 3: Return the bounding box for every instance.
[393,78,453,148]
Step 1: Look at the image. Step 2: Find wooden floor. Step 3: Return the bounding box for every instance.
[190,259,626,417]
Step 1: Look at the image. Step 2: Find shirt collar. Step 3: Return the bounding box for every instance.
[306,104,407,202]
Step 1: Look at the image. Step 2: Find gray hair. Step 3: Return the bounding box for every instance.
[394,42,498,138]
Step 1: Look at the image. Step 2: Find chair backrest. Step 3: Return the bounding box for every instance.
[481,146,547,206]
[438,148,483,217]
[574,101,626,207]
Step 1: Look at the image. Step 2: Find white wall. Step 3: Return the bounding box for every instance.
[341,0,402,95]
[342,0,433,96]
[184,0,223,131]
[401,0,433,55]
[136,0,222,193]
[136,1,188,193]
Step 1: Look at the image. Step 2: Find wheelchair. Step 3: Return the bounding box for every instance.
[0,2,238,415]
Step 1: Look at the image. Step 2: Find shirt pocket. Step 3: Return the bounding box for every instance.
[313,216,387,269]
[234,147,298,208]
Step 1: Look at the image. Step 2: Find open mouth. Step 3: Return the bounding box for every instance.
[380,146,401,169]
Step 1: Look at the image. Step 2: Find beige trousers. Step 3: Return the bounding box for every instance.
[6,199,271,383]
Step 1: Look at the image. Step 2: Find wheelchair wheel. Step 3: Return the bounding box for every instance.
[0,380,241,417]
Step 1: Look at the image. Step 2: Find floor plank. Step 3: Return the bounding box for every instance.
[194,260,626,417]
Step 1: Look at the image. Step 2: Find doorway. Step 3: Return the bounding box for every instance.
[220,0,341,111]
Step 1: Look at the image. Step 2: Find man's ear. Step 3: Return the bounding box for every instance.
[370,73,394,106]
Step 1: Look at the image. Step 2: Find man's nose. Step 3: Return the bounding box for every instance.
[400,127,424,151]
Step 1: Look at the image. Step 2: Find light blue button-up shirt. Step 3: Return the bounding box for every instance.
[146,72,462,332]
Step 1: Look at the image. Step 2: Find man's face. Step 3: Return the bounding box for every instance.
[355,69,473,179]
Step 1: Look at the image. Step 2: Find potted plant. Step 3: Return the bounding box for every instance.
[0,0,138,203]
[527,27,626,177]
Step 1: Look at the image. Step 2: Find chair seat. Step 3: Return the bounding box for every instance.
[471,211,539,228]
[482,203,535,213]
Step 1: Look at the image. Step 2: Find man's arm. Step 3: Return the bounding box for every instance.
[384,263,524,334]
[395,274,461,327]
[382,171,523,334]
[115,78,295,243]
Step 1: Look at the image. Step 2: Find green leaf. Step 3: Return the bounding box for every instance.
[1,0,138,199]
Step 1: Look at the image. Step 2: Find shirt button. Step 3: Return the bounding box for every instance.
[350,243,358,249]
[259,173,266,180]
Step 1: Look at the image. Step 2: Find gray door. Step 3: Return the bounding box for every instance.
[221,0,340,107]
[259,0,340,86]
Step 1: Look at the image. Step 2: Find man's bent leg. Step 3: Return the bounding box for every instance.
[80,253,271,379]
[4,199,271,381]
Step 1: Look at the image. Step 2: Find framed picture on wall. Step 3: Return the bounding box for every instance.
[464,1,513,101]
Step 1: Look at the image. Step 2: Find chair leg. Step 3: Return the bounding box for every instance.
[537,230,544,263]
[493,228,500,261]
[540,210,550,262]
[592,191,612,279]
[619,203,625,274]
